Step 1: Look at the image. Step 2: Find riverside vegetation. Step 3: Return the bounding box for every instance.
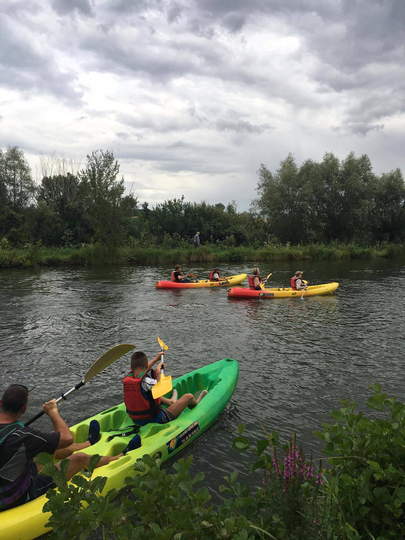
[1,146,405,268]
[37,384,405,540]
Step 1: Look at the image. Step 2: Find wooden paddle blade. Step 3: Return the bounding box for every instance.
[152,374,172,398]
[157,337,168,351]
[84,344,136,383]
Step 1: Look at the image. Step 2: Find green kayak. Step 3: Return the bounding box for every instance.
[1,358,239,540]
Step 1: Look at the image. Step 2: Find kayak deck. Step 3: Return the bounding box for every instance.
[1,359,239,540]
[228,282,339,299]
[155,273,247,289]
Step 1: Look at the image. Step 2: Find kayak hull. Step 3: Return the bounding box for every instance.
[155,273,247,289]
[1,359,239,540]
[228,282,339,299]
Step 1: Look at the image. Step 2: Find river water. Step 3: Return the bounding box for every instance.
[1,259,404,493]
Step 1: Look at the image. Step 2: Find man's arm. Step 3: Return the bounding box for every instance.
[43,399,74,450]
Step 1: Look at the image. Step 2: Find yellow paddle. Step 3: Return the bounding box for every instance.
[152,337,172,398]
[260,273,272,290]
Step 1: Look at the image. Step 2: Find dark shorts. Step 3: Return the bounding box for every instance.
[135,409,175,426]
[160,409,176,424]
[28,461,56,500]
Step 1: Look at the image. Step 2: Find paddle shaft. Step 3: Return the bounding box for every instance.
[24,382,85,426]
[24,343,135,427]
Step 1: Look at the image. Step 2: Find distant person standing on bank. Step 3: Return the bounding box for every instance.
[193,232,200,249]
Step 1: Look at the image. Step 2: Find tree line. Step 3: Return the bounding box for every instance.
[0,146,404,249]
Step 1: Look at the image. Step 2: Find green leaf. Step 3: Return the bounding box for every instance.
[330,410,346,422]
[230,471,238,485]
[224,518,235,533]
[256,439,269,456]
[367,460,382,472]
[366,397,384,412]
[396,487,405,502]
[237,423,245,435]
[232,437,249,452]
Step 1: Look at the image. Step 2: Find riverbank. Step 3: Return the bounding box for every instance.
[1,242,405,269]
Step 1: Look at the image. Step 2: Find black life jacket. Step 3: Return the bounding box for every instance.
[123,370,162,421]
[0,421,32,510]
[248,275,262,290]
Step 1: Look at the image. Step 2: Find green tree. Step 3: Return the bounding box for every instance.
[371,169,405,242]
[0,146,36,211]
[79,150,127,247]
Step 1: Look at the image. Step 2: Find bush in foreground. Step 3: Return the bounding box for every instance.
[38,384,405,539]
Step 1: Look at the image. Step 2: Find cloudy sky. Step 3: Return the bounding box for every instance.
[1,0,404,210]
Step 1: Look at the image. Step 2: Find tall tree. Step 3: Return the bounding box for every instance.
[0,146,36,211]
[80,150,126,246]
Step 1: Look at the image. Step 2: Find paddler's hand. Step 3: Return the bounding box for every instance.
[154,351,164,363]
[156,363,165,375]
[43,399,59,417]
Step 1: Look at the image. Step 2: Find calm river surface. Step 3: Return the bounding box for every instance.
[1,259,404,492]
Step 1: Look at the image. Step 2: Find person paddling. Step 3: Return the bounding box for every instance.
[209,268,227,282]
[0,385,132,512]
[123,351,207,427]
[248,267,268,290]
[291,271,307,290]
[171,264,192,283]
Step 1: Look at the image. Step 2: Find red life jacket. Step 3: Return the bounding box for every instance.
[123,370,162,421]
[291,277,298,289]
[248,275,262,290]
[209,270,219,280]
[171,271,177,282]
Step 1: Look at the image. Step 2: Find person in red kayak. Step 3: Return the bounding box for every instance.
[248,267,268,290]
[0,385,133,511]
[291,271,307,290]
[123,351,207,426]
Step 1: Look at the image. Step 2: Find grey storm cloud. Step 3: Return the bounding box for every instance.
[215,119,273,135]
[1,0,405,209]
[0,11,83,104]
[51,0,94,17]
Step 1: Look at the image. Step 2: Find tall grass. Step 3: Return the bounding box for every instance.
[1,242,405,269]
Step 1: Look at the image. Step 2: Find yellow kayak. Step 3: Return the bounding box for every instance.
[228,282,339,299]
[155,273,247,289]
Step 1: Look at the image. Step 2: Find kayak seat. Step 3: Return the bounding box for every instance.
[140,423,178,439]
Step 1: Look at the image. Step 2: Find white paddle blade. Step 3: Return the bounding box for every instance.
[84,344,136,383]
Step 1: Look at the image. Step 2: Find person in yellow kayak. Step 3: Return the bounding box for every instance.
[291,270,307,290]
[0,385,134,511]
[171,264,192,283]
[123,351,207,426]
[248,267,268,290]
[209,268,227,282]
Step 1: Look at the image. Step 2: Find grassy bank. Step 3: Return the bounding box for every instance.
[1,242,405,269]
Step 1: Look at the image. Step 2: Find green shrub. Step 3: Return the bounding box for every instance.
[315,383,405,539]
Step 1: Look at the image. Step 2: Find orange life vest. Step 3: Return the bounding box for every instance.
[171,271,177,282]
[291,277,298,289]
[248,275,262,290]
[209,270,219,280]
[123,370,162,421]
